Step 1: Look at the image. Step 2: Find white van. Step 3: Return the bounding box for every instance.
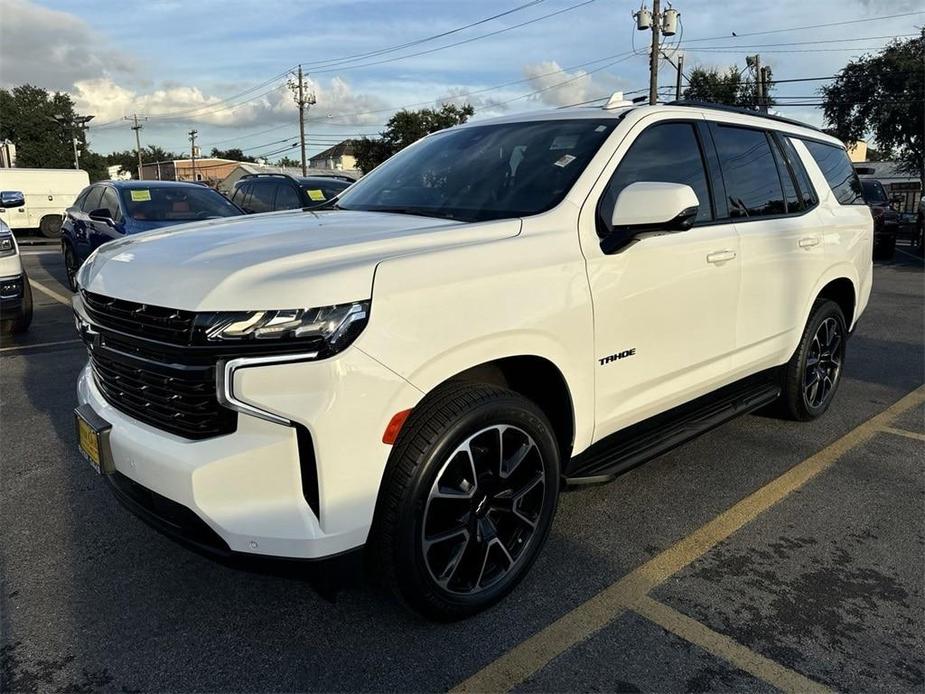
[0,168,90,237]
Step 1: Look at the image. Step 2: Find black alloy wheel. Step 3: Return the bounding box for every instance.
[802,316,843,410]
[64,245,79,292]
[421,424,547,595]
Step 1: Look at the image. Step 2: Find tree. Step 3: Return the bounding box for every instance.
[821,31,924,185]
[351,103,475,172]
[275,155,300,167]
[682,66,773,110]
[210,147,255,163]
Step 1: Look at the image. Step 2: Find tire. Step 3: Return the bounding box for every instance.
[780,299,846,421]
[873,234,895,260]
[63,243,79,292]
[0,276,33,335]
[372,382,560,620]
[39,215,63,239]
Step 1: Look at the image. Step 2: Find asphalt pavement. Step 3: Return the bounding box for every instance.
[1,245,922,693]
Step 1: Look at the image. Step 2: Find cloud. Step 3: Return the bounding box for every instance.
[0,0,135,90]
[437,87,510,113]
[72,75,389,128]
[521,61,627,108]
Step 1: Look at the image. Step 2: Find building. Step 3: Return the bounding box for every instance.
[308,141,357,171]
[218,162,359,195]
[139,158,238,187]
[846,141,867,163]
[854,160,922,215]
[107,164,132,181]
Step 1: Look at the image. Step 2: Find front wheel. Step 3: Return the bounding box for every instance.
[373,383,560,620]
[63,244,79,292]
[780,299,847,421]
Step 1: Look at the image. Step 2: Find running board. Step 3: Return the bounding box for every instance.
[565,374,781,485]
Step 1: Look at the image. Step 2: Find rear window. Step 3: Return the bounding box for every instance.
[713,125,786,218]
[801,140,864,205]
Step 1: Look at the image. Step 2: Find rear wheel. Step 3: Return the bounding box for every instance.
[780,299,846,421]
[373,383,560,620]
[39,214,62,239]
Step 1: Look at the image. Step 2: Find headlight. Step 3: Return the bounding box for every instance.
[196,300,370,355]
[0,231,15,258]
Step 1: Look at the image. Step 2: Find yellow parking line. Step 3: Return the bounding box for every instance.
[452,384,925,693]
[880,426,925,442]
[630,595,831,693]
[29,278,72,306]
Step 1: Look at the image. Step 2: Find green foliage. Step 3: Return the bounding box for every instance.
[352,103,475,173]
[682,66,773,110]
[210,147,255,163]
[275,155,300,167]
[821,31,924,183]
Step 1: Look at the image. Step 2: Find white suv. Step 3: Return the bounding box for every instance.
[72,102,872,619]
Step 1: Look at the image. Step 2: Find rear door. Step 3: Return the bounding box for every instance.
[710,122,828,373]
[87,186,123,253]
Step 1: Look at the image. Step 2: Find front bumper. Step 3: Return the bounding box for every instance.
[0,273,25,317]
[77,346,421,560]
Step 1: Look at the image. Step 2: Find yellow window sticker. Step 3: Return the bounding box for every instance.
[306,189,326,202]
[130,190,152,202]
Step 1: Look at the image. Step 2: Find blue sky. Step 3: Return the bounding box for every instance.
[0,0,919,160]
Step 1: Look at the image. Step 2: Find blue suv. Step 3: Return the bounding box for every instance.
[61,181,243,291]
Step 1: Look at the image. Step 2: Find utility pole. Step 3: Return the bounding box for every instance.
[188,129,198,181]
[648,0,661,105]
[288,65,316,176]
[635,2,680,105]
[759,65,771,113]
[675,53,684,100]
[124,114,147,180]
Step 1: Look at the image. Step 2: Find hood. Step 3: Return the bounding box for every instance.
[79,209,521,310]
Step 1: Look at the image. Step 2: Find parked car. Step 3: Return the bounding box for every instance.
[60,181,244,291]
[0,191,33,335]
[230,173,351,213]
[71,101,871,619]
[916,198,925,256]
[859,178,899,259]
[0,168,90,238]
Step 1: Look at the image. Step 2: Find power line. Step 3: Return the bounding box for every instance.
[295,0,546,71]
[682,10,923,43]
[684,33,917,50]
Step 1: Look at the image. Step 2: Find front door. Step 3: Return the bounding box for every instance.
[581,118,741,440]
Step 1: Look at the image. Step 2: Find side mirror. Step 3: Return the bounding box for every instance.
[0,191,25,209]
[601,182,700,254]
[88,208,115,226]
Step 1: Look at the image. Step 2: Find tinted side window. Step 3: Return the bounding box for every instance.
[781,137,817,208]
[82,186,104,212]
[230,185,244,204]
[274,183,302,210]
[801,140,864,205]
[601,122,713,231]
[713,126,786,218]
[248,181,276,213]
[238,183,254,212]
[100,187,122,221]
[769,138,801,213]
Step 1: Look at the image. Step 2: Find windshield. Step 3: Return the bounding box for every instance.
[120,186,241,222]
[337,119,617,222]
[860,179,888,204]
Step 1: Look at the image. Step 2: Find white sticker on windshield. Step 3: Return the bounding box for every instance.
[554,154,576,168]
[595,125,607,132]
[549,135,579,150]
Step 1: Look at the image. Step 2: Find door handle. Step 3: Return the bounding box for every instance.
[799,236,821,249]
[706,249,737,264]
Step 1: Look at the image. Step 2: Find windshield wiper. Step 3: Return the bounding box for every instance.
[367,206,457,220]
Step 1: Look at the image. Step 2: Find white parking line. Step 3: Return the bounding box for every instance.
[28,279,72,306]
[0,338,81,353]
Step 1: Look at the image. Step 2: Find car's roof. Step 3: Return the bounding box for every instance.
[454,103,843,148]
[107,180,211,190]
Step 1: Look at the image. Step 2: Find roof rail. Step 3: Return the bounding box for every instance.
[664,100,823,133]
[239,172,295,180]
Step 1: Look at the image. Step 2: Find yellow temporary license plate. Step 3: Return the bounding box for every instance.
[74,405,113,474]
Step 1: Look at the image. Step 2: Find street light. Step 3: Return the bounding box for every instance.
[49,114,95,169]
